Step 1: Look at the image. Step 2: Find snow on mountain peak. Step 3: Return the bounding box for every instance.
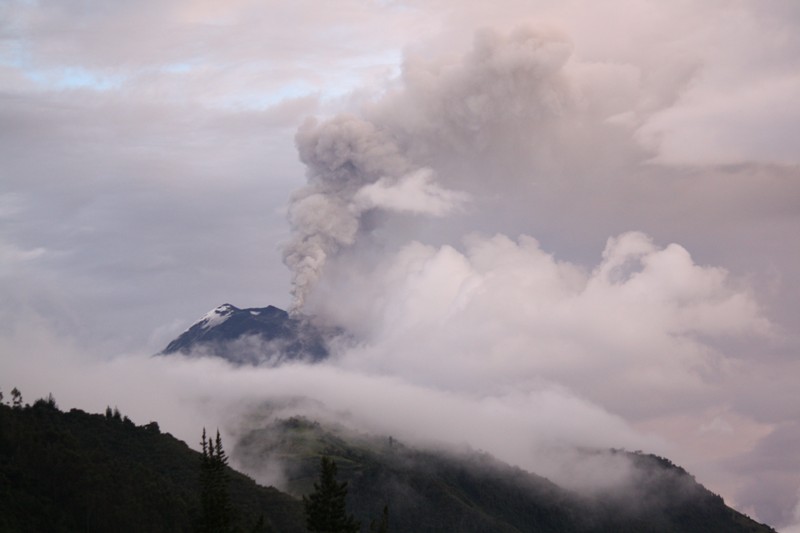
[197,303,237,330]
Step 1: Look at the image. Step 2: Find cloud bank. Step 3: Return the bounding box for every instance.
[279,22,798,529]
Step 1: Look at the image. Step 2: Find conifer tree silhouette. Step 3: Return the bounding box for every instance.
[303,457,360,533]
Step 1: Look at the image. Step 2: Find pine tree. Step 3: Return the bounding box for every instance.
[199,428,232,533]
[303,457,360,533]
[200,429,212,531]
[212,429,232,528]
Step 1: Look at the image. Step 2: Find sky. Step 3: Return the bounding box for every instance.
[1,0,800,529]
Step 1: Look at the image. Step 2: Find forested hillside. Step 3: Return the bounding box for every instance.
[235,417,775,533]
[0,397,304,533]
[0,396,775,532]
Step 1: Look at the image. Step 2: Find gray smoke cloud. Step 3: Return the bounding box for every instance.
[373,26,577,162]
[285,114,467,311]
[283,26,578,311]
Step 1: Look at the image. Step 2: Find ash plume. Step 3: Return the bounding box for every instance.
[284,115,467,312]
[283,27,581,312]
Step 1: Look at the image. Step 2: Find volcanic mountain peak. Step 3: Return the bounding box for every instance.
[161,303,333,366]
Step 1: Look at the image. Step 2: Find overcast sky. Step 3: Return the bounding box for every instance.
[2,1,800,530]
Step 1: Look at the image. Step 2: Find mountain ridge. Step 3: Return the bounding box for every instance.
[161,303,334,365]
[0,399,305,532]
[0,399,776,532]
[233,416,776,533]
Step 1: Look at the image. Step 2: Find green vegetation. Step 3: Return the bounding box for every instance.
[199,428,233,532]
[0,390,776,533]
[0,392,304,533]
[238,417,776,533]
[303,456,360,533]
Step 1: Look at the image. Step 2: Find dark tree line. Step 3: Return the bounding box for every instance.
[1,386,53,410]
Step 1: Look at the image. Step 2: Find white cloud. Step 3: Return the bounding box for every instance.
[352,168,468,216]
[308,231,767,418]
[638,74,800,165]
[0,318,655,493]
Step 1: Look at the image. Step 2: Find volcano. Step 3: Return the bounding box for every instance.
[161,303,333,365]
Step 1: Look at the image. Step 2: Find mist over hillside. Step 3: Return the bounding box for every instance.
[0,399,775,532]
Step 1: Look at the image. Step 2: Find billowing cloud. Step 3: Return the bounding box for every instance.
[307,231,767,419]
[352,168,468,217]
[279,18,799,529]
[0,320,655,494]
[285,115,469,310]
